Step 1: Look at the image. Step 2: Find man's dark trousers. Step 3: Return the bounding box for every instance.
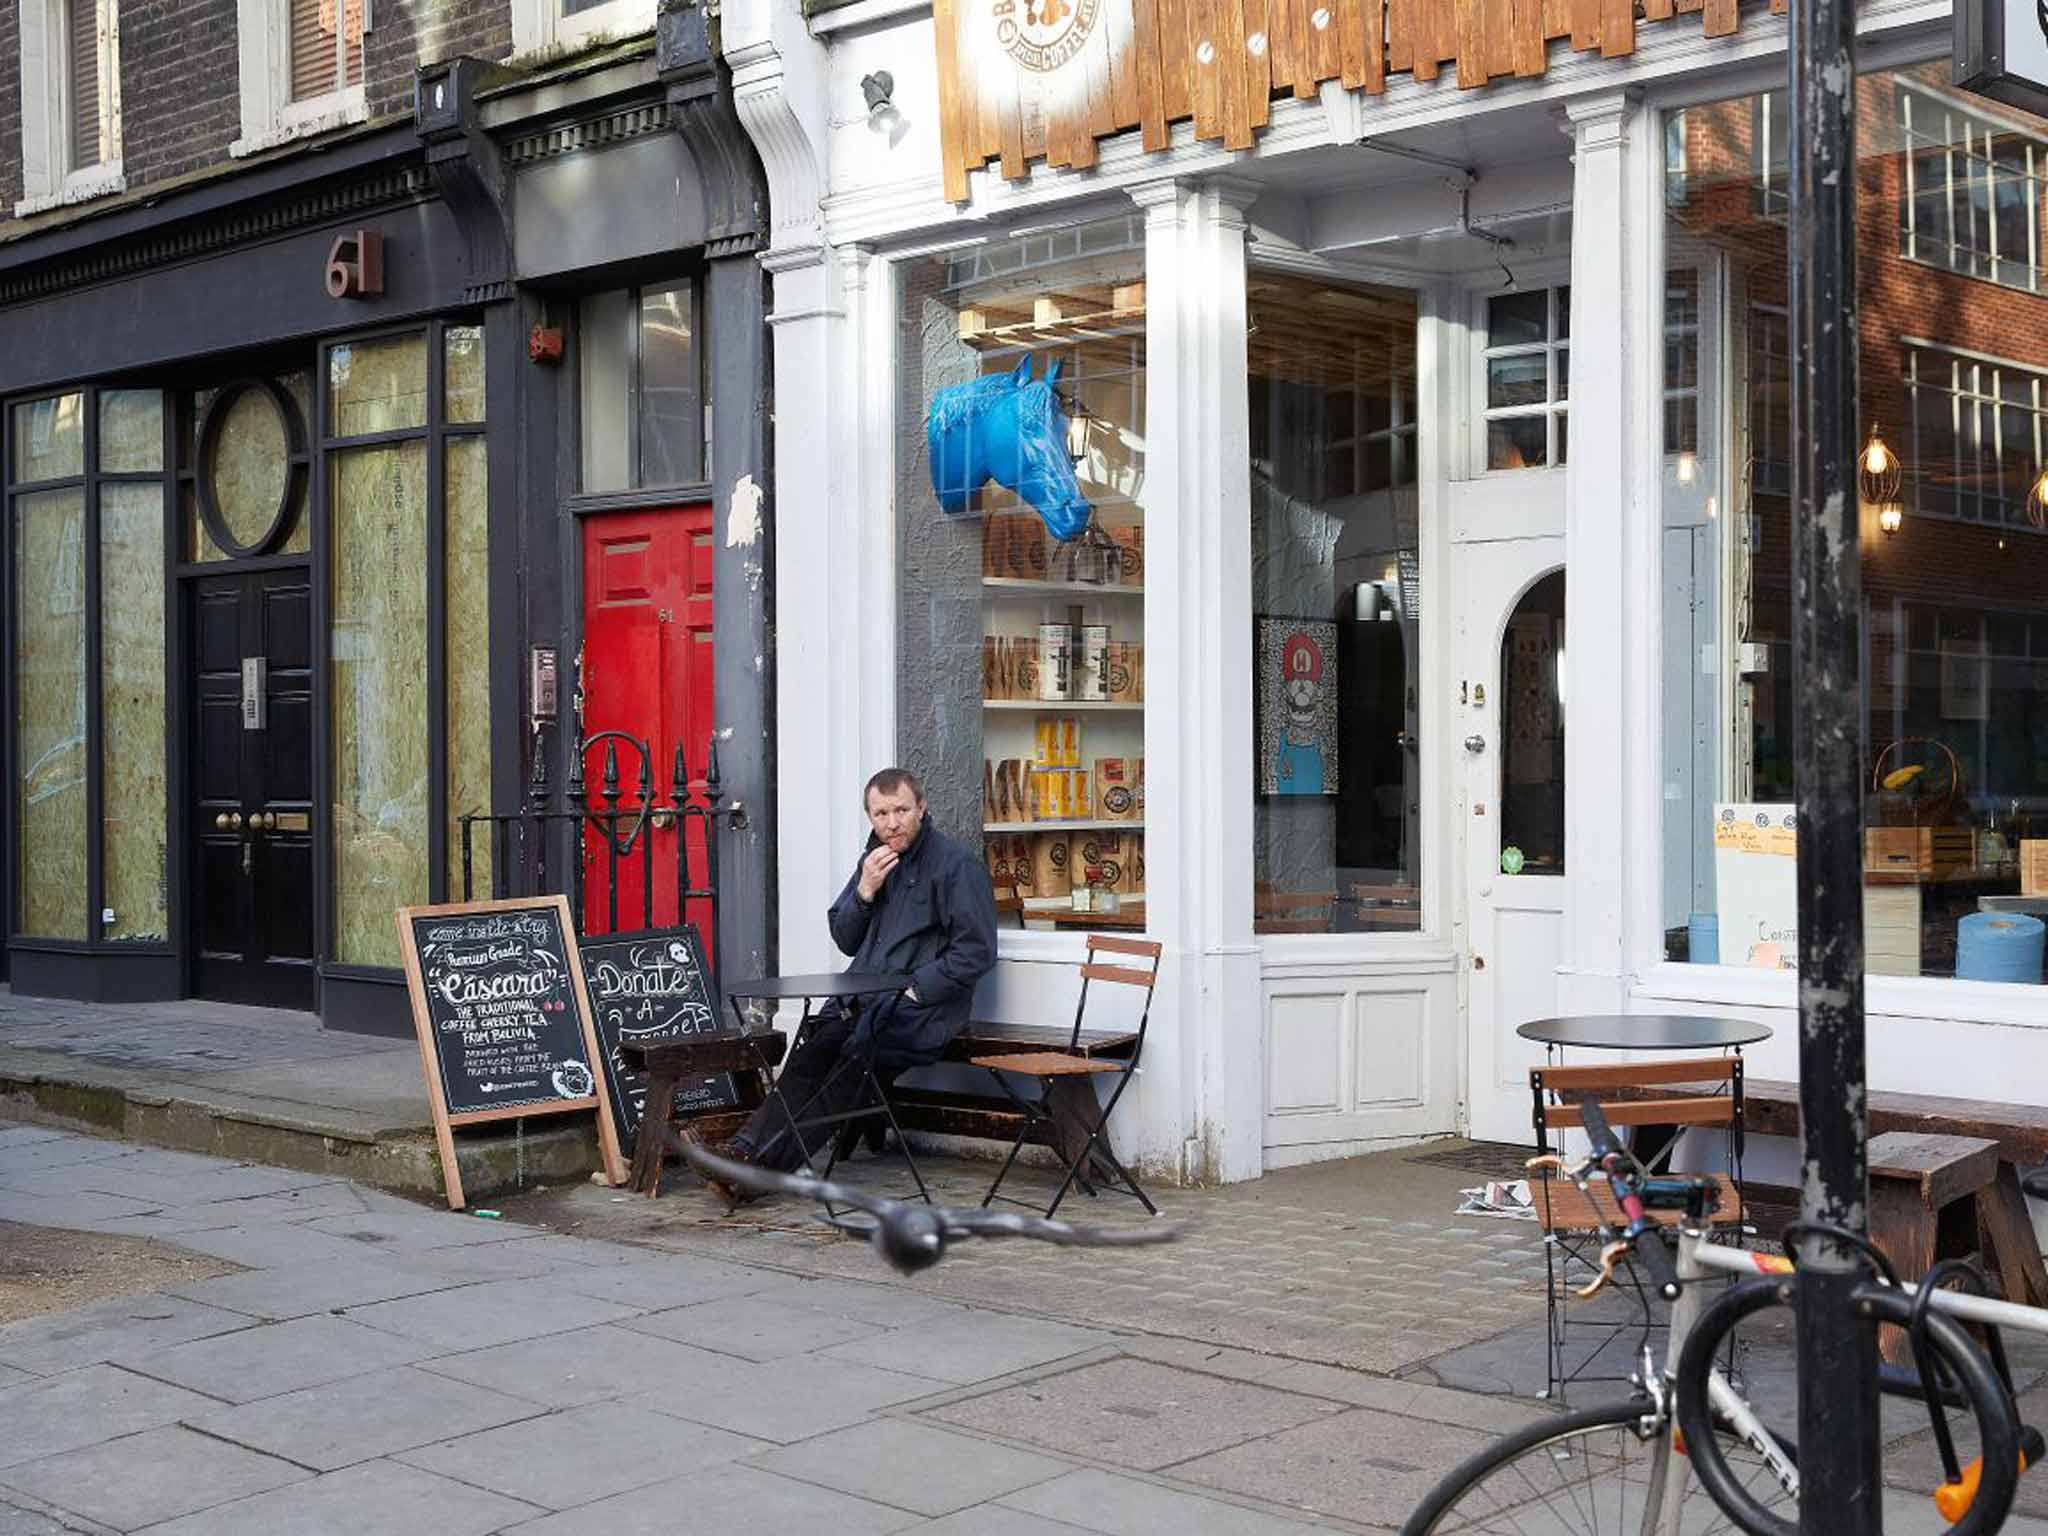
[735,1011,882,1173]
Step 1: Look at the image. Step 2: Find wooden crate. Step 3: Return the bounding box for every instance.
[2022,840,2048,896]
[1864,880,1922,978]
[1865,827,1973,877]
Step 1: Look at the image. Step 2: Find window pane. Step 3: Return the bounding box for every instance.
[444,325,486,424]
[331,441,428,966]
[99,391,163,473]
[580,289,633,493]
[898,215,1148,928]
[16,488,86,938]
[12,394,84,483]
[1488,291,1548,347]
[328,333,427,437]
[639,282,702,486]
[101,483,167,943]
[446,436,491,898]
[1500,572,1566,875]
[1663,69,2048,982]
[208,385,291,549]
[1487,353,1547,409]
[1248,275,1423,935]
[1488,416,1548,470]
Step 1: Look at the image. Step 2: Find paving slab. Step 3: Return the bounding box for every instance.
[0,1423,309,1532]
[388,1238,610,1284]
[305,1209,541,1251]
[1000,1468,1336,1536]
[817,1312,1110,1384]
[188,1363,547,1471]
[1256,1361,1557,1435]
[0,1485,118,1534]
[748,1417,1073,1516]
[0,1364,221,1471]
[916,1507,1103,1536]
[618,1292,884,1361]
[496,1460,924,1536]
[0,1139,135,1175]
[0,1294,255,1376]
[133,1457,541,1536]
[119,1312,436,1402]
[416,1322,740,1410]
[1165,1404,1500,1523]
[0,1161,337,1207]
[395,1400,769,1511]
[642,1349,945,1443]
[340,1276,643,1351]
[535,1253,803,1311]
[0,1125,66,1149]
[163,1255,457,1321]
[0,1189,168,1229]
[157,1222,401,1271]
[765,1276,972,1329]
[922,1357,1345,1471]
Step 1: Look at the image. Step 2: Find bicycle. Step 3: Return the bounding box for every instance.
[1403,1100,2047,1536]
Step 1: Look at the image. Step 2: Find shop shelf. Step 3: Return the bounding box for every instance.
[981,577,1145,596]
[983,819,1146,833]
[982,699,1142,711]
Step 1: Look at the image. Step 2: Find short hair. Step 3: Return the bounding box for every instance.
[864,767,925,807]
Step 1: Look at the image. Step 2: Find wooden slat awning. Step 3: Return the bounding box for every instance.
[935,0,1789,200]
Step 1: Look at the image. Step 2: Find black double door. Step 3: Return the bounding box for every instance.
[192,570,315,1009]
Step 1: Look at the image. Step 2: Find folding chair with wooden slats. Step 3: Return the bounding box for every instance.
[971,934,1161,1218]
[1529,1056,1746,1402]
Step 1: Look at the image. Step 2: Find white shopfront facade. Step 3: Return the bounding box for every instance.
[722,0,2041,1186]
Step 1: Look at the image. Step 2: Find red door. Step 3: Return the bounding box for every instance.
[579,506,715,952]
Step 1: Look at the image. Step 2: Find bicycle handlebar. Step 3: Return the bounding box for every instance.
[1577,1101,1681,1301]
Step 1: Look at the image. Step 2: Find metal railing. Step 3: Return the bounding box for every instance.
[457,729,745,942]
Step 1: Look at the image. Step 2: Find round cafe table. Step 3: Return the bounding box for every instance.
[1516,1014,1773,1052]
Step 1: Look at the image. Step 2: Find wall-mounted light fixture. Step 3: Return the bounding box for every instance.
[862,71,903,137]
[1860,425,1903,536]
[2027,465,2048,529]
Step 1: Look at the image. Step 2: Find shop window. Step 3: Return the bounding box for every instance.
[580,280,705,494]
[512,0,655,57]
[8,387,166,945]
[1901,85,2046,294]
[325,324,490,968]
[14,0,123,215]
[1661,65,2048,985]
[1247,274,1422,934]
[1480,287,1568,471]
[895,216,1148,928]
[233,0,366,157]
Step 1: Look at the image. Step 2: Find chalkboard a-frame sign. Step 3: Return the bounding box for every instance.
[579,924,738,1157]
[396,894,629,1209]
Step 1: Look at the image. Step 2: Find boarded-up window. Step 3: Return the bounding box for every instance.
[68,0,99,171]
[292,0,364,102]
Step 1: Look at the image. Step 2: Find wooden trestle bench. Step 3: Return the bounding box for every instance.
[1587,1075,2048,1306]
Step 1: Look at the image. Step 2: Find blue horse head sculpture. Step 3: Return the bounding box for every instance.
[927,354,1093,542]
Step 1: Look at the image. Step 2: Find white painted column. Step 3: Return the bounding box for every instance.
[1130,177,1263,1183]
[728,9,877,976]
[1559,91,1658,1015]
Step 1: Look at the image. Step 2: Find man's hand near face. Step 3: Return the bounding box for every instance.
[857,844,900,903]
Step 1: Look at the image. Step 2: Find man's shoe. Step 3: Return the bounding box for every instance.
[701,1140,764,1210]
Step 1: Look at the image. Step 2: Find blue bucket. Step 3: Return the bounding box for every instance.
[1688,913,1720,966]
[1956,912,2046,985]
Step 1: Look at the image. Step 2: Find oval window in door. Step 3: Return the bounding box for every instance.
[1499,569,1565,875]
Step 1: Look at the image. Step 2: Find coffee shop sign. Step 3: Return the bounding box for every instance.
[994,0,1103,72]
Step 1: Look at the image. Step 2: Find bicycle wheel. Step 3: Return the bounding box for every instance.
[1674,1276,2020,1536]
[1400,1398,1798,1536]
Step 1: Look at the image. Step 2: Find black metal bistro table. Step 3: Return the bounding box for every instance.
[1516,1014,1775,1053]
[723,971,929,1205]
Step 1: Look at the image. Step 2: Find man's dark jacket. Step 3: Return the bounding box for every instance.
[828,819,997,1064]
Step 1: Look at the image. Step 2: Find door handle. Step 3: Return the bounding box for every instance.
[216,812,243,831]
[250,811,276,832]
[1464,734,1487,754]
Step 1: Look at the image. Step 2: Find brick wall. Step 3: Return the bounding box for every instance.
[365,0,513,122]
[121,0,241,189]
[0,2,20,211]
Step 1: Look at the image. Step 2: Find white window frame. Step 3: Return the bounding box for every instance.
[231,0,369,159]
[511,0,656,60]
[1472,281,1571,474]
[15,0,124,217]
[1900,81,2047,295]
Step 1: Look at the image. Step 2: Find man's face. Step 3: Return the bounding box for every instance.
[867,785,925,853]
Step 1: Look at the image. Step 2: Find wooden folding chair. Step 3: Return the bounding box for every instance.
[971,934,1160,1218]
[1529,1056,1746,1402]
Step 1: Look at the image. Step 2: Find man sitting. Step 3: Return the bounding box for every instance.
[710,767,997,1199]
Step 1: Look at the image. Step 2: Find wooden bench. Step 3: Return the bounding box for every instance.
[1595,1076,2048,1305]
[1868,1131,2001,1364]
[882,1021,1141,1172]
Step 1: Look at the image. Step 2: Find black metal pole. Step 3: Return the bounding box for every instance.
[1789,1,1879,1529]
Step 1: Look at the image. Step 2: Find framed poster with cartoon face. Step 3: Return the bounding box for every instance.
[1256,617,1339,797]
